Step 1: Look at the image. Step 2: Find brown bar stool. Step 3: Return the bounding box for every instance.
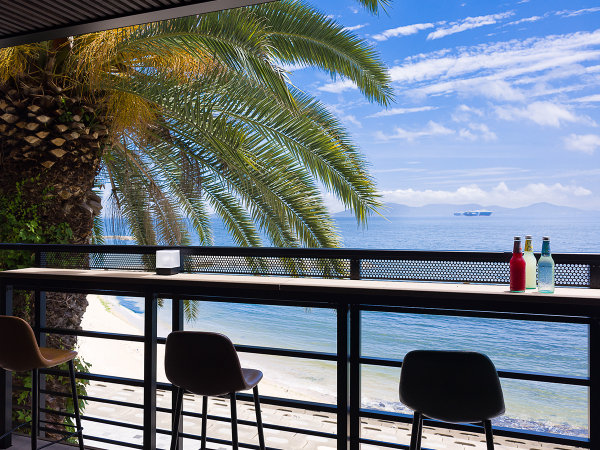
[0,315,84,450]
[165,331,265,450]
[399,350,505,450]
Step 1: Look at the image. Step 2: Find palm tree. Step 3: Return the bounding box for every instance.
[0,0,394,324]
[1,0,392,249]
[0,0,392,430]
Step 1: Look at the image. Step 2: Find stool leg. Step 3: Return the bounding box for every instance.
[68,360,84,450]
[409,411,422,450]
[483,420,495,450]
[31,368,38,450]
[230,392,238,450]
[416,413,423,450]
[170,387,183,450]
[252,386,265,450]
[201,396,208,450]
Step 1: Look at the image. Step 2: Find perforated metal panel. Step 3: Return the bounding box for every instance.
[184,254,350,278]
[361,259,508,283]
[359,259,590,287]
[555,264,590,287]
[41,252,156,271]
[21,247,596,287]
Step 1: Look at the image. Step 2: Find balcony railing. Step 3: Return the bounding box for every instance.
[1,243,599,450]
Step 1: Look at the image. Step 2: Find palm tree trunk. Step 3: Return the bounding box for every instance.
[0,73,110,434]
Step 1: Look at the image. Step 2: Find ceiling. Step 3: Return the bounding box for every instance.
[0,0,275,48]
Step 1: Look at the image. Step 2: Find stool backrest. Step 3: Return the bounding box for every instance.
[399,350,505,423]
[165,331,247,396]
[0,315,45,372]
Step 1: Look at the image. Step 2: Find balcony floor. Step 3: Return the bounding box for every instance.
[5,434,86,449]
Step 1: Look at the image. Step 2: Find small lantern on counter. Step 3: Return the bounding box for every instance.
[156,250,180,275]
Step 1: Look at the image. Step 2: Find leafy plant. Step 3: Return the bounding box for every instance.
[0,177,73,270]
[0,177,89,437]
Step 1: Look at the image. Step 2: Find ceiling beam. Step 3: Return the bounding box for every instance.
[0,0,277,49]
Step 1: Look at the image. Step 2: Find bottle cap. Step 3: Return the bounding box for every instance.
[514,236,521,240]
[525,235,532,239]
[543,236,550,240]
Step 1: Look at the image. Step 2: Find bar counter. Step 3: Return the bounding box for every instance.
[1,268,599,450]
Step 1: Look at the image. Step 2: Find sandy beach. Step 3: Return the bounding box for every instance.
[75,295,584,449]
[79,295,336,405]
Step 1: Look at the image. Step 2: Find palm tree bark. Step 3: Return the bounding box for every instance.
[0,72,109,434]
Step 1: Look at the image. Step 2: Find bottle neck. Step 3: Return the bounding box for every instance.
[513,240,522,254]
[524,239,533,252]
[541,240,551,256]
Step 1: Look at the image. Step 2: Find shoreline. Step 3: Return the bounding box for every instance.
[78,294,587,439]
[79,295,336,405]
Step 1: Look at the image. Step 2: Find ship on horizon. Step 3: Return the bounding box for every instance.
[454,210,493,216]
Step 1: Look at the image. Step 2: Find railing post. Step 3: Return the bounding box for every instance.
[591,315,600,450]
[591,264,600,289]
[349,303,361,448]
[350,259,361,280]
[336,302,350,449]
[144,292,157,450]
[34,248,47,439]
[0,283,13,449]
[172,297,184,449]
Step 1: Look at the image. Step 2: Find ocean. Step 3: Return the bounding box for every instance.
[109,215,599,438]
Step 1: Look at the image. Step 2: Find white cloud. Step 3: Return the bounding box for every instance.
[452,104,484,122]
[495,101,591,127]
[317,79,357,94]
[281,62,309,72]
[427,11,515,40]
[344,23,368,32]
[379,182,591,208]
[506,15,544,26]
[343,115,362,128]
[564,134,600,154]
[372,23,435,41]
[571,94,600,103]
[368,106,437,118]
[556,7,600,18]
[459,123,497,141]
[375,121,454,141]
[389,30,600,100]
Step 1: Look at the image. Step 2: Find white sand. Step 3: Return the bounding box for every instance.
[78,295,335,404]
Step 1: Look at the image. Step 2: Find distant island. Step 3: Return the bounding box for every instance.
[333,202,600,218]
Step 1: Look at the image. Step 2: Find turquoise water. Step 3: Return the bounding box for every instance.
[108,215,598,437]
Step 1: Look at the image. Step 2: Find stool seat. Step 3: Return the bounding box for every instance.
[241,368,263,390]
[165,331,265,450]
[39,348,79,368]
[399,350,505,450]
[0,316,84,450]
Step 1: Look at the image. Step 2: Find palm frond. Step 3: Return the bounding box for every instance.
[253,1,393,106]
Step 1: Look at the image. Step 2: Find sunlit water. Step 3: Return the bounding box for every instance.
[109,215,599,437]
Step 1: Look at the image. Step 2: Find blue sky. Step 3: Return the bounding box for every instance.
[289,0,600,211]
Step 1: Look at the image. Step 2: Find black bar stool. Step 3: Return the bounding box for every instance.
[165,331,265,450]
[0,315,84,449]
[399,350,505,450]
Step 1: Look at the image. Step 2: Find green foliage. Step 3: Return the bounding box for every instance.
[0,177,73,270]
[13,357,91,441]
[58,358,92,436]
[90,0,391,249]
[0,178,84,439]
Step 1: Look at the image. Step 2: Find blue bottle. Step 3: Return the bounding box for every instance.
[537,236,555,293]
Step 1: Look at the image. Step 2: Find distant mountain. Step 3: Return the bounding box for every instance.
[333,202,600,218]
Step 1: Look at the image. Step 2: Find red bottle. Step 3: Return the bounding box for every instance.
[510,236,526,292]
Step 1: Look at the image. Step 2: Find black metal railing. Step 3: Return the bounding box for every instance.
[1,243,599,287]
[1,243,599,450]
